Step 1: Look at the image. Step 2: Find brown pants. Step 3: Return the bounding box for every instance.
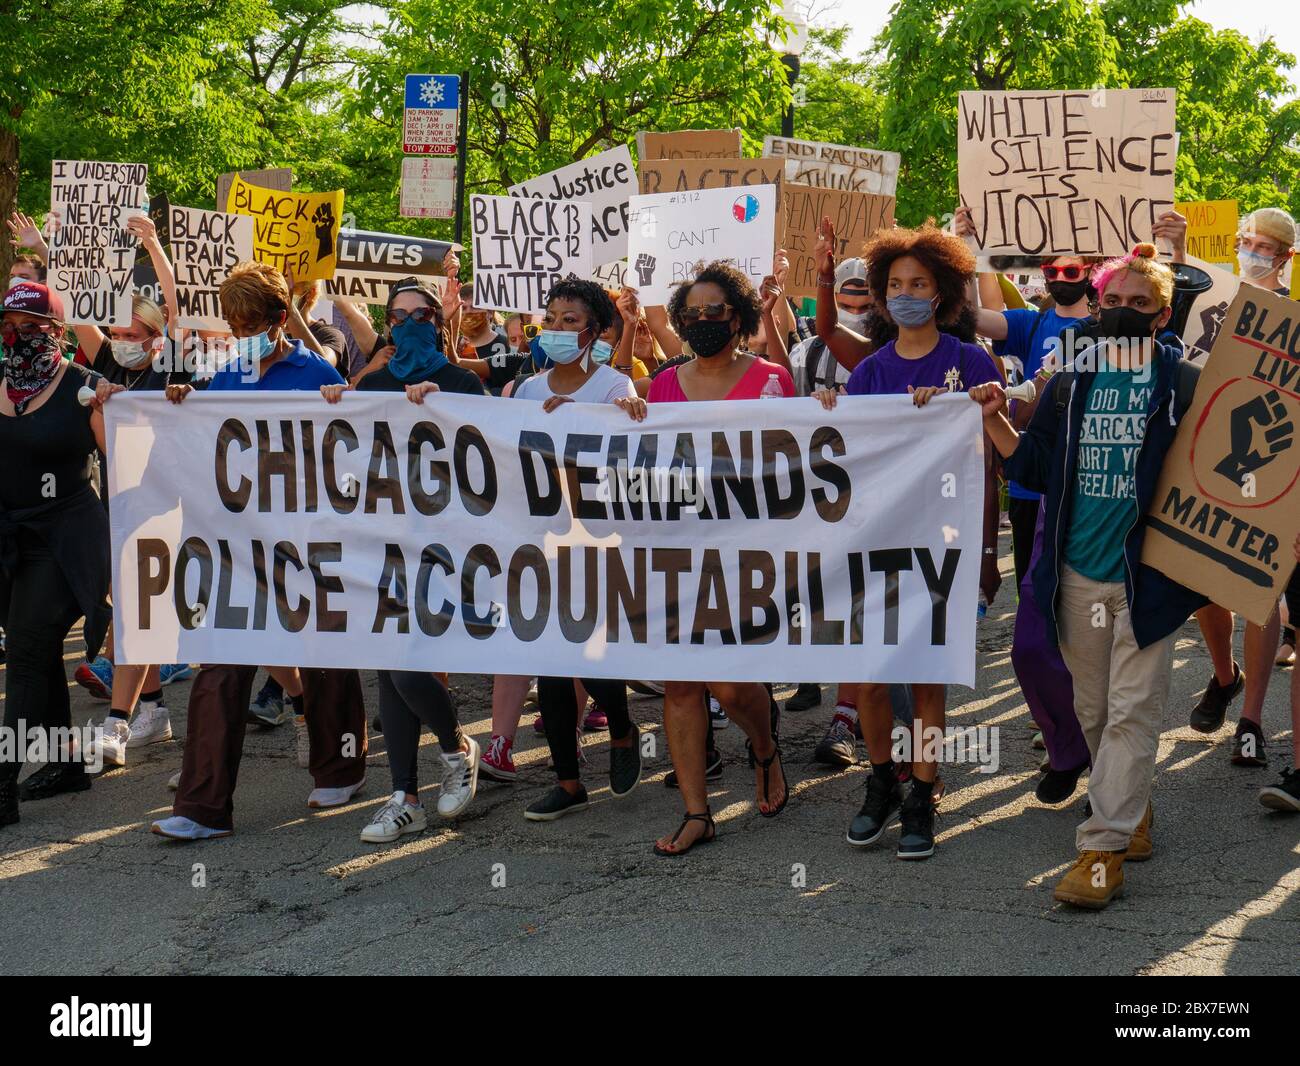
[173,665,368,830]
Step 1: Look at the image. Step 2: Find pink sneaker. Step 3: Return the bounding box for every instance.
[480,734,517,782]
[583,701,608,731]
[532,714,545,734]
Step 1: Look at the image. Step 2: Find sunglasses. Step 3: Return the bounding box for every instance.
[523,323,542,339]
[1,321,52,344]
[1042,264,1089,282]
[387,306,438,326]
[679,303,732,323]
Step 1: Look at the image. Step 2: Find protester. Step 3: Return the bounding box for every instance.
[970,243,1206,907]
[646,261,793,855]
[135,261,368,840]
[0,283,111,825]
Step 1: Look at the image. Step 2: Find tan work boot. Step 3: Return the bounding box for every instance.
[1125,802,1154,862]
[1053,850,1125,909]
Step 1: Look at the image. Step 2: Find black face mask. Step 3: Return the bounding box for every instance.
[1046,278,1090,307]
[1096,305,1162,343]
[682,318,735,358]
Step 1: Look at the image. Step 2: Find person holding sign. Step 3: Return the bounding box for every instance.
[508,278,649,821]
[814,224,1001,860]
[969,244,1206,908]
[0,283,111,826]
[646,262,793,856]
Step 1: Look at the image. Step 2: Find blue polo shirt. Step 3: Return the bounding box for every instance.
[204,340,344,391]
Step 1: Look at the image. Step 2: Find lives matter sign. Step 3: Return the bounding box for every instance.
[957,88,1177,258]
[105,392,984,685]
[1144,286,1300,623]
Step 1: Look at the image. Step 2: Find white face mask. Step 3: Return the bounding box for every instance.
[110,338,152,369]
[1237,248,1278,281]
[839,310,871,333]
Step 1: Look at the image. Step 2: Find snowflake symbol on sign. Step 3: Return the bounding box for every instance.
[419,78,445,106]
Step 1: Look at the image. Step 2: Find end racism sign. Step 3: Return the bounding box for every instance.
[957,88,1177,258]
[763,136,900,197]
[1144,286,1300,623]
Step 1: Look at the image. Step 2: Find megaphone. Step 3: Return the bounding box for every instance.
[1166,261,1215,338]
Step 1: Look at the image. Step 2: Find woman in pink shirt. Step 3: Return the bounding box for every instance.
[647,262,794,856]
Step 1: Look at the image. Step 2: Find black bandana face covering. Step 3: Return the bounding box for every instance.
[3,330,62,414]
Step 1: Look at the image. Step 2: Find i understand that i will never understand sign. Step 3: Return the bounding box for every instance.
[105,393,984,685]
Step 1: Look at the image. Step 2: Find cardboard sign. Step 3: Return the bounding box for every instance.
[957,88,1177,257]
[636,129,742,160]
[1176,200,1239,265]
[325,228,457,305]
[470,194,592,313]
[782,185,896,299]
[763,136,900,197]
[47,160,149,325]
[593,260,627,289]
[215,168,292,215]
[225,175,343,281]
[168,205,255,330]
[637,157,785,249]
[1180,255,1245,365]
[403,74,460,155]
[1144,286,1300,623]
[399,157,457,219]
[625,184,776,306]
[509,145,637,266]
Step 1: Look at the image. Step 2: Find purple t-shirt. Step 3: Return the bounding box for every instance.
[845,332,999,396]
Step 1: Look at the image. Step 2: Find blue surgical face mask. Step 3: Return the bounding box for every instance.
[886,293,938,327]
[591,339,614,364]
[538,328,588,365]
[235,329,276,362]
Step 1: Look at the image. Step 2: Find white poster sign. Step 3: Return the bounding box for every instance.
[470,194,592,313]
[763,136,900,197]
[169,206,254,330]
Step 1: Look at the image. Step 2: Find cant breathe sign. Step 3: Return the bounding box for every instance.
[104,393,983,685]
[1144,286,1300,624]
[957,88,1176,257]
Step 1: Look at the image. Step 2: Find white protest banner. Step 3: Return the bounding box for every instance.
[47,160,149,325]
[403,74,460,155]
[400,157,457,219]
[763,135,900,197]
[168,206,254,330]
[508,144,637,266]
[106,392,982,684]
[957,88,1177,258]
[625,184,776,306]
[471,194,592,313]
[325,228,458,305]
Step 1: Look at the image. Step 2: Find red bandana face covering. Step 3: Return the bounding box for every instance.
[3,330,63,413]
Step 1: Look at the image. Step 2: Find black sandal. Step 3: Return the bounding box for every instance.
[653,810,716,857]
[747,740,789,819]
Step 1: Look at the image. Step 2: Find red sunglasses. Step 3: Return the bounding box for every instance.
[1042,264,1089,282]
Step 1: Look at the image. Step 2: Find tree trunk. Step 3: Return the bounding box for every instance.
[0,111,20,281]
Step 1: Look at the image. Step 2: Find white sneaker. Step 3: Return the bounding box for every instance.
[436,736,480,818]
[127,701,172,748]
[307,775,365,809]
[360,791,427,843]
[167,770,181,791]
[93,716,131,768]
[293,715,310,769]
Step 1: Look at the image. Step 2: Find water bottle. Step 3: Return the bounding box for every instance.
[977,592,988,620]
[759,373,783,399]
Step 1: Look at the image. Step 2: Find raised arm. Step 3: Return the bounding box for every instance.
[334,298,379,357]
[812,215,872,367]
[644,302,682,359]
[128,215,178,332]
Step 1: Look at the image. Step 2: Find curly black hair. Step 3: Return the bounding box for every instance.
[543,274,615,335]
[863,223,975,328]
[667,261,763,338]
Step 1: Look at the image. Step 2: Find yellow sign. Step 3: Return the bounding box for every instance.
[1175,199,1238,265]
[226,174,343,281]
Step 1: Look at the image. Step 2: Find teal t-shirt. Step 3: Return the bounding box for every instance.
[1065,365,1154,582]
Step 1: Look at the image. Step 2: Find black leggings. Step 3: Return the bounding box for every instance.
[1,532,82,783]
[1283,566,1300,646]
[1008,495,1040,588]
[539,677,632,781]
[377,670,461,794]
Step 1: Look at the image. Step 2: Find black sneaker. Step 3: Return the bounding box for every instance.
[1036,762,1086,805]
[847,769,903,846]
[0,778,17,828]
[1189,663,1243,732]
[609,726,642,797]
[785,682,822,713]
[1259,768,1300,812]
[18,761,92,801]
[897,784,936,860]
[1231,719,1267,767]
[523,783,589,821]
[665,750,722,789]
[371,714,383,734]
[814,712,857,767]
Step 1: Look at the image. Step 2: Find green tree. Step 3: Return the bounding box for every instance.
[780,26,886,153]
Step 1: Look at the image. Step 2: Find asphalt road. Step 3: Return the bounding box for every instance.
[2,537,1297,976]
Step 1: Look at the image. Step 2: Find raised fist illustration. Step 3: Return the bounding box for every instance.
[634,252,657,288]
[312,202,336,262]
[1213,388,1295,486]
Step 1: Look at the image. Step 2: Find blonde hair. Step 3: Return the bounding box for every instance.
[219,260,289,327]
[132,294,165,336]
[1092,243,1173,308]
